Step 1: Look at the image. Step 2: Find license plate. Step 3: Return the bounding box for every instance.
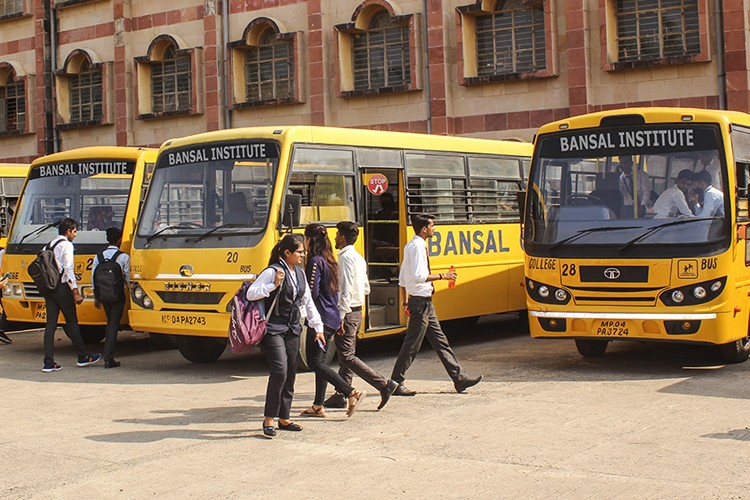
[595,320,629,336]
[33,302,46,321]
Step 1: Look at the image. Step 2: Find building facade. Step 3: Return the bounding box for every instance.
[0,0,748,163]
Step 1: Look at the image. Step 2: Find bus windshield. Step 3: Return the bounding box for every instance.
[525,124,728,253]
[9,160,135,246]
[136,140,279,246]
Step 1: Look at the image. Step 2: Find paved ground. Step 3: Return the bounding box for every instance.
[2,314,750,499]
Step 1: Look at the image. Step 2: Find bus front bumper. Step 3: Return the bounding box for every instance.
[129,308,228,338]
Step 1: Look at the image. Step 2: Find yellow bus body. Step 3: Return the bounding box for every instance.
[129,126,531,362]
[1,147,157,336]
[523,107,750,362]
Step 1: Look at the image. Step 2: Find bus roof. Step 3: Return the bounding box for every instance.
[0,164,31,177]
[30,146,157,167]
[536,107,750,137]
[159,125,533,157]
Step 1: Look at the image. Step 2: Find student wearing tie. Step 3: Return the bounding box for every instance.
[618,155,651,218]
[390,213,482,396]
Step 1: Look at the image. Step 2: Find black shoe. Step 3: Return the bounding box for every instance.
[42,361,62,373]
[393,384,416,396]
[0,331,11,345]
[263,425,276,437]
[77,353,102,367]
[323,393,347,408]
[377,379,399,410]
[104,359,121,369]
[455,375,483,393]
[278,421,303,431]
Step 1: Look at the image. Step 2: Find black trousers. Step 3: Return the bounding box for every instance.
[43,283,87,364]
[305,326,353,405]
[390,296,466,385]
[260,329,300,420]
[335,308,388,391]
[102,301,125,362]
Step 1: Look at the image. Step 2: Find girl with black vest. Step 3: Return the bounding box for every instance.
[247,234,325,438]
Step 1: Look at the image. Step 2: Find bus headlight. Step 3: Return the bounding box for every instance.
[10,283,22,297]
[142,296,153,309]
[660,277,727,306]
[525,277,571,305]
[131,283,154,309]
[133,285,144,300]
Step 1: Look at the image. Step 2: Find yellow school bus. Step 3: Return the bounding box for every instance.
[0,163,31,247]
[523,107,750,362]
[129,126,532,363]
[1,147,157,342]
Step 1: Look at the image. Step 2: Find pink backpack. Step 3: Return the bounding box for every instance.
[228,274,281,354]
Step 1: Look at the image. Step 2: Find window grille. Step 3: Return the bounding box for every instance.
[151,45,192,114]
[353,11,410,91]
[0,77,25,133]
[0,0,22,17]
[244,29,294,103]
[617,0,700,62]
[69,59,103,123]
[476,0,546,76]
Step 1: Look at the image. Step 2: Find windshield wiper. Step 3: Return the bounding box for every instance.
[548,225,639,251]
[194,224,263,243]
[618,217,716,252]
[18,220,61,245]
[145,224,200,243]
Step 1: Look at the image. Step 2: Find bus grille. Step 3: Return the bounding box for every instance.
[155,291,224,305]
[22,283,42,299]
[579,266,649,283]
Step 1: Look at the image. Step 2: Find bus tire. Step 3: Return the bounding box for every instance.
[80,326,106,344]
[719,337,750,363]
[149,333,177,350]
[297,328,337,371]
[575,339,608,358]
[174,335,226,363]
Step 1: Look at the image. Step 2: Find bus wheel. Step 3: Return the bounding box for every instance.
[719,336,750,363]
[297,329,337,371]
[575,339,608,358]
[80,326,106,344]
[149,333,177,350]
[174,336,226,363]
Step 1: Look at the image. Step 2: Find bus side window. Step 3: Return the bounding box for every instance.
[737,162,750,222]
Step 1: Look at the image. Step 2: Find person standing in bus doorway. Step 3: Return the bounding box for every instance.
[42,218,101,372]
[92,227,130,369]
[299,223,366,418]
[246,234,325,438]
[324,221,398,411]
[618,155,651,218]
[390,214,482,396]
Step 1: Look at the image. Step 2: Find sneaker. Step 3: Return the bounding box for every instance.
[0,331,11,345]
[323,393,347,409]
[42,362,62,372]
[77,353,102,367]
[104,359,121,369]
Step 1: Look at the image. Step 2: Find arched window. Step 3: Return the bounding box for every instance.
[244,28,294,102]
[476,0,546,77]
[151,43,192,114]
[352,10,409,91]
[69,58,103,124]
[0,70,25,134]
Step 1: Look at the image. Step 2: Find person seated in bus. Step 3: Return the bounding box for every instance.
[653,169,695,218]
[618,155,651,218]
[693,169,725,218]
[696,150,721,190]
[87,206,114,231]
[224,191,251,225]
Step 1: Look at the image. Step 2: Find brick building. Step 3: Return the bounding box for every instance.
[0,0,747,163]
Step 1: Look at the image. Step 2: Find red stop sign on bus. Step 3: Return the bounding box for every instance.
[367,174,388,195]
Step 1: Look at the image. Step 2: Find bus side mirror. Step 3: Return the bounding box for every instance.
[282,194,301,228]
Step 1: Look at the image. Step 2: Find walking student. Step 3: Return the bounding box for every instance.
[91,227,130,368]
[246,234,325,438]
[390,213,482,395]
[328,221,398,411]
[42,218,101,372]
[299,223,365,418]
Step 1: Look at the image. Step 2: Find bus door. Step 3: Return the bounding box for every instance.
[361,169,404,332]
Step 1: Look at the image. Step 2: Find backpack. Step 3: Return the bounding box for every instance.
[93,250,125,304]
[228,266,282,354]
[27,239,64,296]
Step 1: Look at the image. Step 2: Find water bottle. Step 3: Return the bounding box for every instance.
[448,265,456,289]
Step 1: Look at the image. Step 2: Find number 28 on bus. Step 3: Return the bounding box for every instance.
[522,107,750,363]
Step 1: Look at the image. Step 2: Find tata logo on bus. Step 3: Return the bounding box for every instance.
[367,174,388,195]
[428,230,510,256]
